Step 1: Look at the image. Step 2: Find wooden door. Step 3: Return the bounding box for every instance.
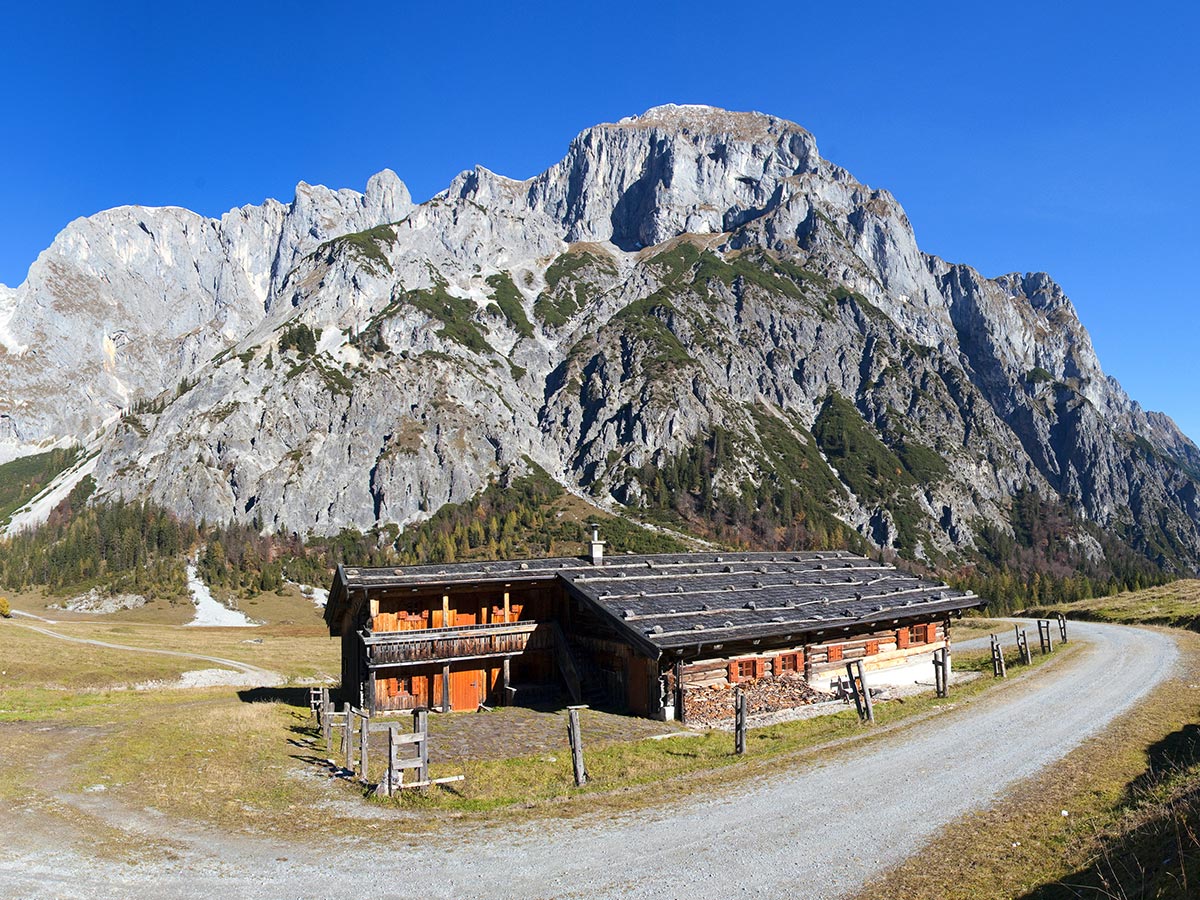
[450,666,485,711]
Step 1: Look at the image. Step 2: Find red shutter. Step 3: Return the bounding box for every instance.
[828,644,844,663]
[897,628,910,649]
[754,658,766,679]
[727,662,739,684]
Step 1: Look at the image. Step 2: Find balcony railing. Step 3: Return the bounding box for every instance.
[362,621,551,667]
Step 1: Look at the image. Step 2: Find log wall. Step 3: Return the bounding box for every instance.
[677,619,950,691]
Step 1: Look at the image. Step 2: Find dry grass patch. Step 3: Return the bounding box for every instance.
[858,628,1200,900]
[74,696,319,831]
[1026,579,1200,632]
[0,620,201,694]
[34,621,339,682]
[954,617,1018,642]
[0,630,1073,846]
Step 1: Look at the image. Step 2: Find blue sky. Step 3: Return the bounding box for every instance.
[3,1,1198,440]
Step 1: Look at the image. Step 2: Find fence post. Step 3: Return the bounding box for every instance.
[387,724,399,796]
[990,635,1007,678]
[567,705,588,785]
[933,647,949,698]
[344,707,355,772]
[321,689,332,751]
[734,689,747,755]
[1058,613,1068,643]
[412,708,429,785]
[359,710,369,779]
[844,662,863,720]
[1037,620,1051,654]
[856,660,874,723]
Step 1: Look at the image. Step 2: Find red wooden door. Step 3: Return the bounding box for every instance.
[450,666,484,711]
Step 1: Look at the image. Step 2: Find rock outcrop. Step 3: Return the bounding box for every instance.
[2,104,1197,571]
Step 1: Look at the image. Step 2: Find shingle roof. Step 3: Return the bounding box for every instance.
[327,549,983,650]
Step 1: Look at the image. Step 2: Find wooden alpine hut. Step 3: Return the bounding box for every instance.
[323,530,985,720]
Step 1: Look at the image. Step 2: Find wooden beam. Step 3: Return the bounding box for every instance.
[441,663,450,711]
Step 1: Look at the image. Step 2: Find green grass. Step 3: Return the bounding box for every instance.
[404,283,491,354]
[535,249,617,326]
[609,294,694,368]
[485,272,533,338]
[321,224,396,274]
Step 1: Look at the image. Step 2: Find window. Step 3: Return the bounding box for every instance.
[828,644,844,663]
[777,653,800,673]
[907,623,938,645]
[737,659,757,679]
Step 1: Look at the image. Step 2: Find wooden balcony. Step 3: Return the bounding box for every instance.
[362,621,552,668]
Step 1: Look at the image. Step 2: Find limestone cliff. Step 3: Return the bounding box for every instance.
[2,105,1196,572]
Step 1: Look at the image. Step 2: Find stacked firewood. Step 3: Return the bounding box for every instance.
[683,674,832,727]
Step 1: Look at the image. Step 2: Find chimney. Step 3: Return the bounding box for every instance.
[588,523,605,566]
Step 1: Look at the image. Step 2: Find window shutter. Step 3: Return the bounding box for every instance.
[755,658,766,679]
[897,628,909,649]
[727,662,739,684]
[828,644,843,663]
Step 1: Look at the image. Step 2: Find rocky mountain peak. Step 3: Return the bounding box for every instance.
[525,105,821,251]
[2,106,1198,578]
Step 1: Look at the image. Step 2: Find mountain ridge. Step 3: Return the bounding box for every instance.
[1,105,1197,578]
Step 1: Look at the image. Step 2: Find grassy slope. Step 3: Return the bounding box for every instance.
[1024,579,1200,632]
[862,581,1200,900]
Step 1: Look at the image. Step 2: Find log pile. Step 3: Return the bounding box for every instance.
[683,674,832,727]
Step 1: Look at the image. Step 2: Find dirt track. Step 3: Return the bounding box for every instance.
[0,620,1179,899]
[9,615,282,684]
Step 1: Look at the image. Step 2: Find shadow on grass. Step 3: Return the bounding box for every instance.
[1022,723,1200,900]
[1128,723,1200,798]
[237,686,310,707]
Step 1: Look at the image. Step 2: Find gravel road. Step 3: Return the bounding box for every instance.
[0,620,1178,899]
